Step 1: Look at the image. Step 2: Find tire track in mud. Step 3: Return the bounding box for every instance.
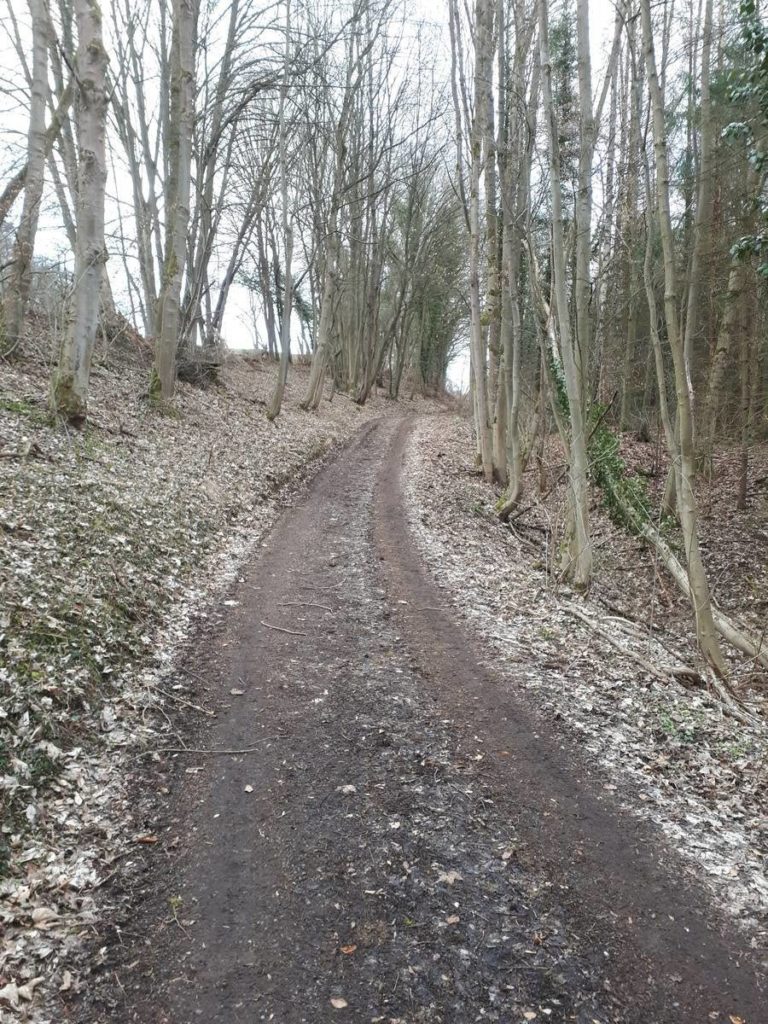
[75,416,763,1024]
[375,416,765,1024]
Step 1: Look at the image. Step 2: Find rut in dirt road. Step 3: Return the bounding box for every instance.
[80,417,763,1024]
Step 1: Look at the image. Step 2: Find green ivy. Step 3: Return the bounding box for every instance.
[547,353,652,532]
[588,406,651,533]
[725,0,768,274]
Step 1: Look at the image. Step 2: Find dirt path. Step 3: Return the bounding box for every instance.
[76,417,763,1024]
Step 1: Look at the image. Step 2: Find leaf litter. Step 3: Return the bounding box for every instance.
[0,355,387,1019]
[403,414,768,964]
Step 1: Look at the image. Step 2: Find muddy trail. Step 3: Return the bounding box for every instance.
[75,417,764,1024]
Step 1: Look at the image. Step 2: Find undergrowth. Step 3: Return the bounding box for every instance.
[546,354,653,533]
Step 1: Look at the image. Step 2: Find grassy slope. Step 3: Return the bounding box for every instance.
[0,354,386,1013]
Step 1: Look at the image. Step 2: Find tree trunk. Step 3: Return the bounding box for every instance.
[50,0,108,421]
[152,0,196,400]
[469,0,495,481]
[538,0,592,587]
[267,0,294,422]
[574,0,594,414]
[640,0,726,675]
[2,0,48,354]
[736,279,758,510]
[682,0,714,417]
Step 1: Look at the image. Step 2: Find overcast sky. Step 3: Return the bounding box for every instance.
[0,0,622,391]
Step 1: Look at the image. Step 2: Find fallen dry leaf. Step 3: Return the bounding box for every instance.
[31,907,59,927]
[339,944,357,955]
[330,996,348,1009]
[0,982,19,1009]
[437,870,462,885]
[17,978,42,1002]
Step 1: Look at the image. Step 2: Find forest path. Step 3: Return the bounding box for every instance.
[81,416,763,1024]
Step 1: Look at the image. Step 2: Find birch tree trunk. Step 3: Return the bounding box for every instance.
[50,0,108,422]
[640,0,726,675]
[2,0,48,354]
[152,0,196,400]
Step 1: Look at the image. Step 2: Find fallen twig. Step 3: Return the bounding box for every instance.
[562,602,684,684]
[137,742,272,757]
[562,601,764,730]
[260,620,308,636]
[149,685,217,717]
[278,601,333,612]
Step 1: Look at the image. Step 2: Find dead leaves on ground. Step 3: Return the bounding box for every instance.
[0,358,389,1017]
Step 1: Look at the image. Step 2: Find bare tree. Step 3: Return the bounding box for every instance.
[538,0,592,587]
[2,0,48,353]
[50,0,108,421]
[152,0,197,399]
[640,0,725,674]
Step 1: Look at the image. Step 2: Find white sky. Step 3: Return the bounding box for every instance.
[0,0,621,393]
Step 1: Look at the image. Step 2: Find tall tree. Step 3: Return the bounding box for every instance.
[152,0,197,399]
[2,0,48,354]
[538,0,592,587]
[266,0,294,421]
[50,0,108,422]
[640,0,726,674]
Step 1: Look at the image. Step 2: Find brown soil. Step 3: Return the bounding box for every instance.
[68,416,764,1024]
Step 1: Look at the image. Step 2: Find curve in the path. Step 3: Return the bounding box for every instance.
[76,415,763,1024]
[374,415,765,1024]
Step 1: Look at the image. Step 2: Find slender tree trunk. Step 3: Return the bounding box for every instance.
[640,0,726,674]
[50,0,108,421]
[538,0,592,587]
[699,257,745,468]
[2,0,48,354]
[682,0,714,417]
[482,6,502,478]
[736,279,758,510]
[267,0,294,421]
[574,0,594,415]
[468,0,495,481]
[153,0,196,400]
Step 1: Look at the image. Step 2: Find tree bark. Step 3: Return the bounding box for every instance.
[153,0,196,400]
[538,0,592,587]
[640,0,726,675]
[2,0,48,354]
[50,0,109,421]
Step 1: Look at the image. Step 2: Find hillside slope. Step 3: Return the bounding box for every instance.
[0,355,394,1018]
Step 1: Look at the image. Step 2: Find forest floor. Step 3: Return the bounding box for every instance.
[1,371,766,1022]
[1,409,757,1023]
[405,415,768,953]
[0,354,397,1018]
